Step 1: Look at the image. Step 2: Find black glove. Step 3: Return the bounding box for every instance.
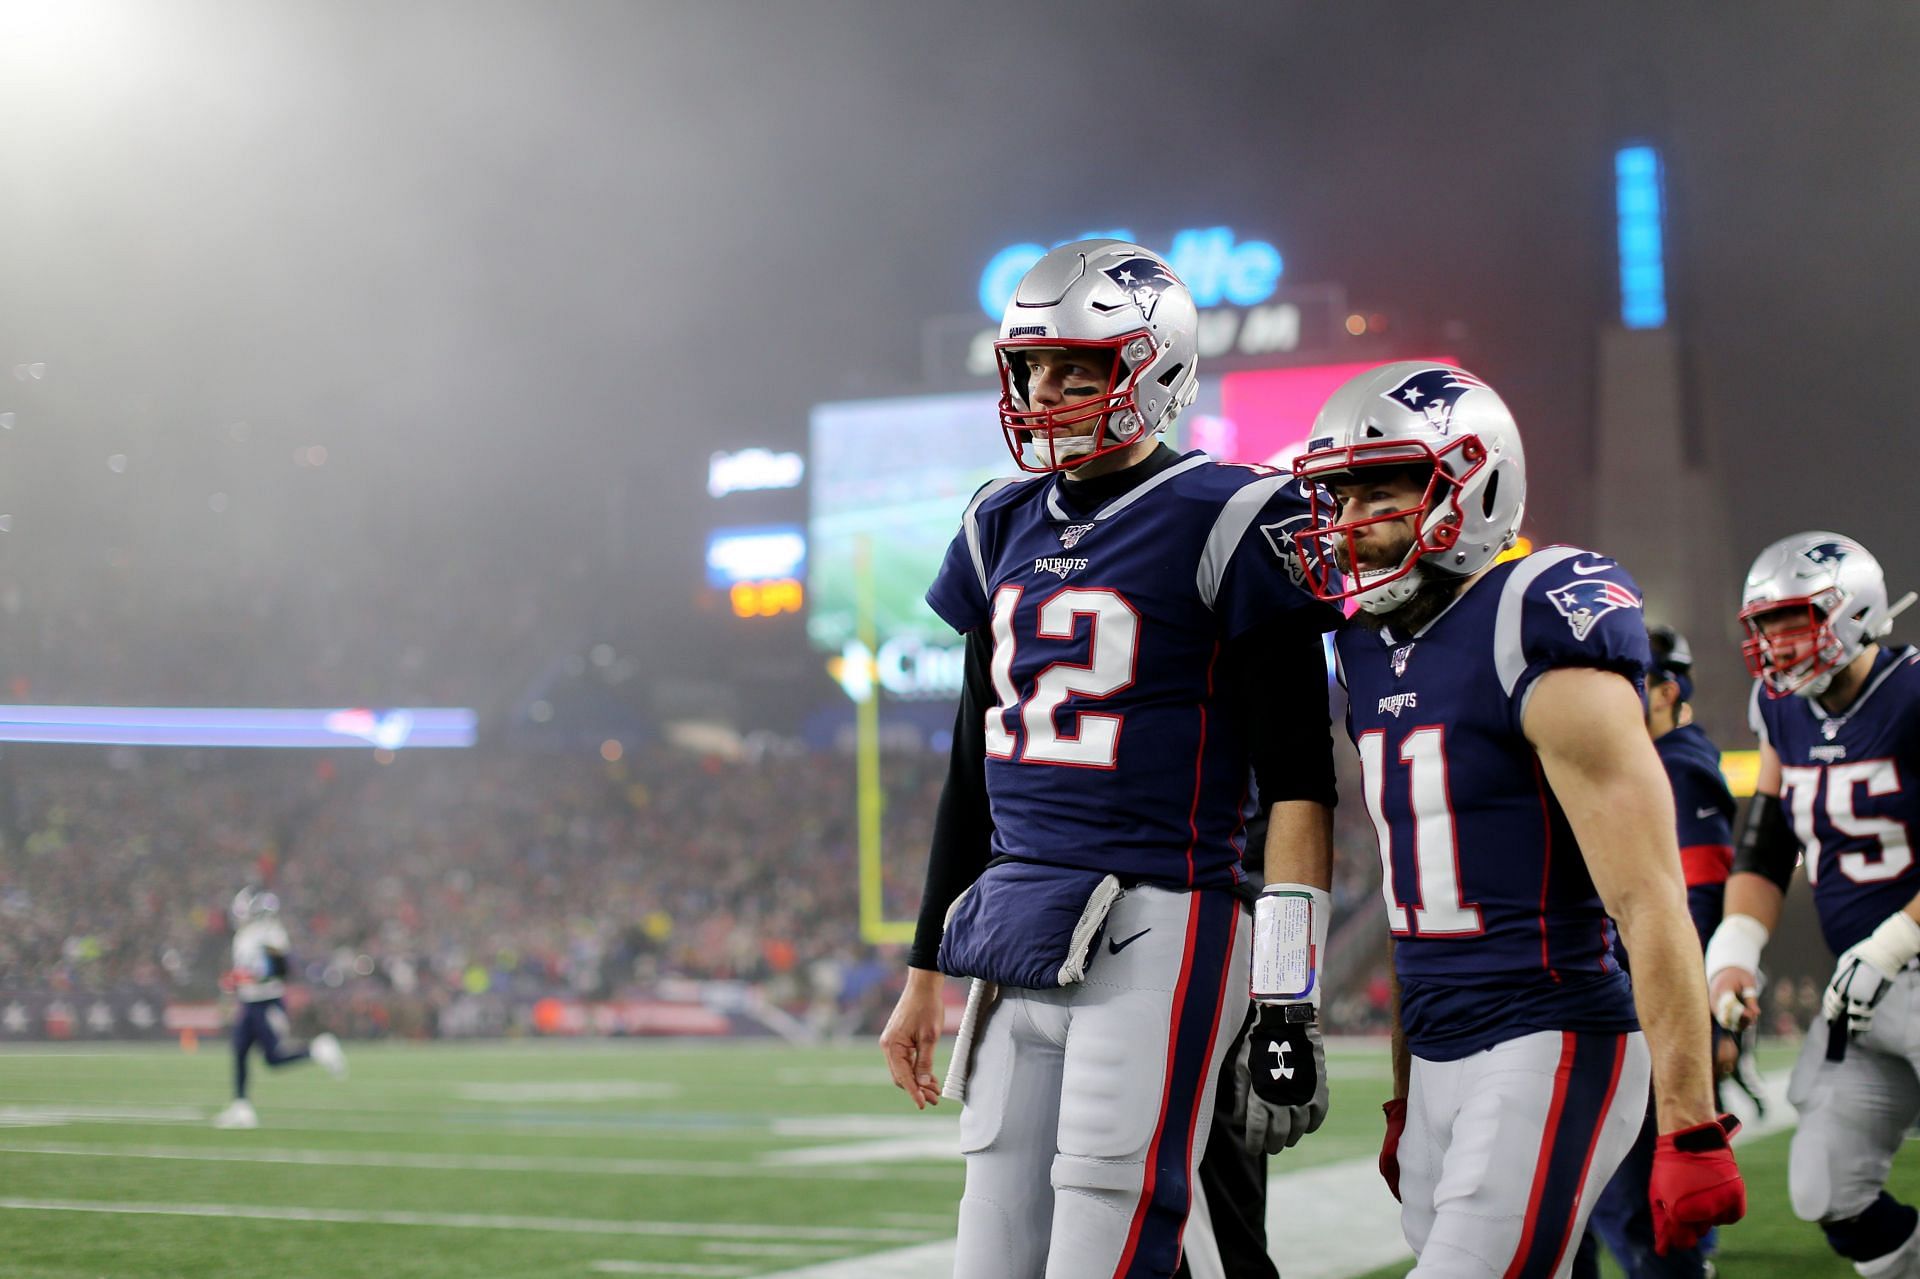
[1247,1002,1324,1105]
[1233,1003,1328,1154]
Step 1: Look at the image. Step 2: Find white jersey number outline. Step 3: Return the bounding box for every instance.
[1779,758,1913,886]
[1357,726,1483,935]
[985,585,1140,768]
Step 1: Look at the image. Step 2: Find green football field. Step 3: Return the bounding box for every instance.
[0,1037,1904,1278]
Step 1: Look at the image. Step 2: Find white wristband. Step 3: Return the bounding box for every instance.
[1252,883,1330,1007]
[1855,910,1920,975]
[1703,913,1769,985]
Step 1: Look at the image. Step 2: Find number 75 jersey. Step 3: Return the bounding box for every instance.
[1751,644,1920,958]
[1336,548,1648,1058]
[925,452,1336,891]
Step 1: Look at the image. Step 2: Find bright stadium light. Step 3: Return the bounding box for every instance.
[1616,144,1668,329]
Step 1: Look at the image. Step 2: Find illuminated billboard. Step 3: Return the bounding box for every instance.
[0,706,477,749]
[705,525,807,589]
[806,392,1005,676]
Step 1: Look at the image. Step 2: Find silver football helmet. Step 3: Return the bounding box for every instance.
[1739,531,1915,699]
[995,239,1200,473]
[230,886,280,928]
[1290,362,1527,613]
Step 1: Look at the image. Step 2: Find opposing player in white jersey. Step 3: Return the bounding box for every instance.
[1282,362,1744,1276]
[877,240,1340,1277]
[1706,532,1920,1277]
[213,887,345,1130]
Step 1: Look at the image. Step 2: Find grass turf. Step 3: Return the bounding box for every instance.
[0,1037,1902,1278]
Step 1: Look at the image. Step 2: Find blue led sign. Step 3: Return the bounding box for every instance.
[978,226,1284,319]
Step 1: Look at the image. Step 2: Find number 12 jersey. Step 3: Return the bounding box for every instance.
[926,451,1334,892]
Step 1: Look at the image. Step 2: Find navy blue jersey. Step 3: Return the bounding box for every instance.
[1751,645,1920,956]
[1337,546,1647,1059]
[1655,722,1736,947]
[925,451,1334,890]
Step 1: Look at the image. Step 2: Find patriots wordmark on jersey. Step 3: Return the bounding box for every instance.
[1751,645,1920,957]
[926,451,1335,890]
[1336,546,1651,1060]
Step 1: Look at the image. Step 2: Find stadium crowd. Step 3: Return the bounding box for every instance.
[0,743,1392,1037]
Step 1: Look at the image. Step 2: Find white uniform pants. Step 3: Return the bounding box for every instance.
[1401,1029,1651,1278]
[1787,966,1920,1227]
[951,885,1248,1279]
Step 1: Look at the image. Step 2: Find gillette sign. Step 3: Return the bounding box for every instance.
[978,226,1284,319]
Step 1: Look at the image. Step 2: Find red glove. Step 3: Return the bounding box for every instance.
[1380,1098,1407,1202]
[1650,1113,1746,1255]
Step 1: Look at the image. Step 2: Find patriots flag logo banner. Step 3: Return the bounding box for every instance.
[1380,368,1489,433]
[1547,578,1643,640]
[1102,258,1178,322]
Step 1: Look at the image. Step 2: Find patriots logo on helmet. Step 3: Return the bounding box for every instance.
[1804,541,1851,567]
[1547,578,1643,641]
[1102,258,1178,322]
[1380,368,1489,433]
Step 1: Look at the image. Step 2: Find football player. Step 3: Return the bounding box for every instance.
[213,886,346,1130]
[1705,532,1920,1278]
[877,239,1340,1277]
[1575,625,1738,1278]
[1282,362,1744,1276]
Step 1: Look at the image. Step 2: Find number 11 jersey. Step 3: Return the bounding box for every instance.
[1336,546,1649,1060]
[925,451,1335,892]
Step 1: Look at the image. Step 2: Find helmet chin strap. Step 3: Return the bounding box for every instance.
[1355,562,1427,614]
[1793,668,1837,700]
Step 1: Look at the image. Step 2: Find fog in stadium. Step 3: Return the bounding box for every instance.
[1,4,1918,1274]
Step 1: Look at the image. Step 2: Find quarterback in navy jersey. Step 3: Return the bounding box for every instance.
[877,240,1340,1279]
[1282,362,1743,1277]
[1706,532,1920,1278]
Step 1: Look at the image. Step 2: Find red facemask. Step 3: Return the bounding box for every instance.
[1289,437,1484,604]
[995,334,1155,474]
[1739,596,1847,698]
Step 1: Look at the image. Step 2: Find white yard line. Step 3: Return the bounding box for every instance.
[0,1140,957,1182]
[0,1198,931,1244]
[697,1243,864,1259]
[587,1263,751,1277]
[0,1104,207,1125]
[758,1136,959,1167]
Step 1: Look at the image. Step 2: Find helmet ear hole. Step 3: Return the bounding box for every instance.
[1481,470,1500,519]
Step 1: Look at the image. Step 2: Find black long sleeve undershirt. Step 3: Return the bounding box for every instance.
[905,598,1338,971]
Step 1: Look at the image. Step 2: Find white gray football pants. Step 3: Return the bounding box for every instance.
[1400,1029,1651,1278]
[952,884,1249,1279]
[1788,965,1920,1229]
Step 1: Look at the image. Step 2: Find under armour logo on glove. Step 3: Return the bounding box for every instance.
[1650,1113,1746,1255]
[1248,1005,1318,1107]
[1233,1005,1328,1156]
